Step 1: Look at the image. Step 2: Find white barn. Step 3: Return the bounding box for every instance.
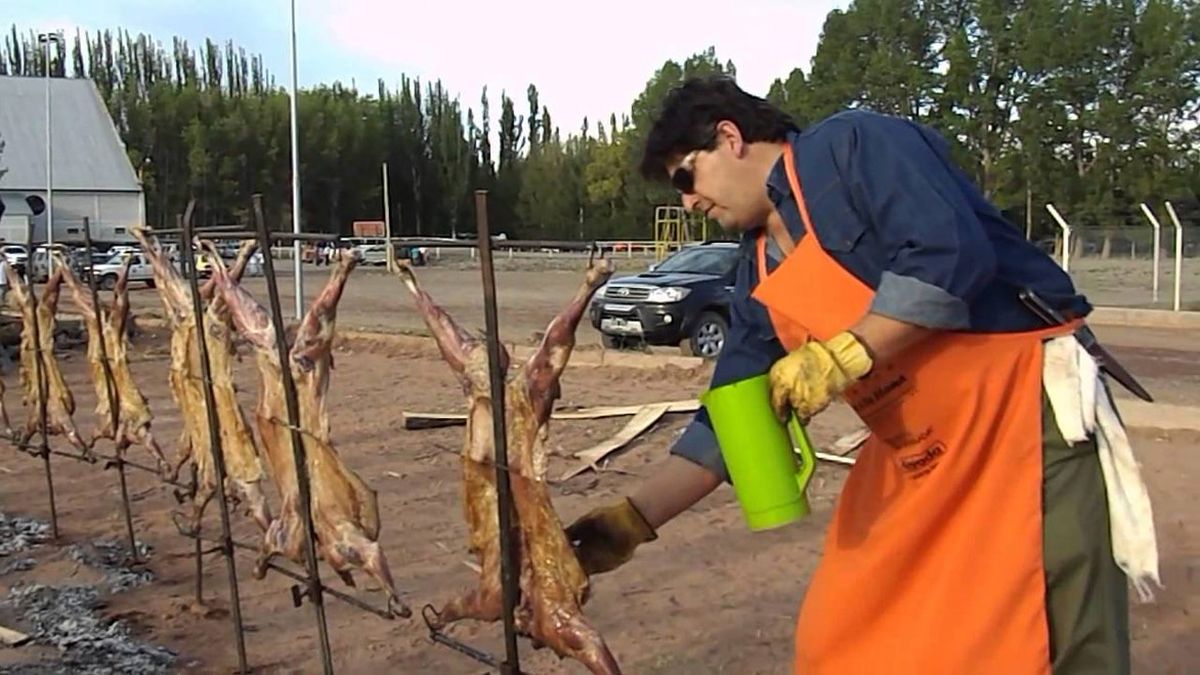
[0,76,144,245]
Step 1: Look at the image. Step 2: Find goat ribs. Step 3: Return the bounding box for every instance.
[396,252,620,674]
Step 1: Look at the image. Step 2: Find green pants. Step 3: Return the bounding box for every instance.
[1041,392,1131,674]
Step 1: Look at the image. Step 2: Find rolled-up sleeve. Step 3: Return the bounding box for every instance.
[670,253,784,483]
[836,117,997,329]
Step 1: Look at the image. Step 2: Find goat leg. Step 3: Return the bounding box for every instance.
[393,261,478,380]
[170,430,194,486]
[255,501,304,580]
[525,250,614,419]
[291,248,357,373]
[232,478,273,533]
[131,228,191,320]
[323,527,412,618]
[126,424,173,480]
[0,397,11,438]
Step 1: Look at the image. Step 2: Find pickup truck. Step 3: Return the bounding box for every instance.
[589,241,739,359]
[88,252,157,290]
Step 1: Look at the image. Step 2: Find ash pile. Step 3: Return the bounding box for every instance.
[0,518,174,674]
[67,540,155,593]
[0,511,50,575]
[0,584,174,674]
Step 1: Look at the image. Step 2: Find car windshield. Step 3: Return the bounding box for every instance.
[653,246,737,275]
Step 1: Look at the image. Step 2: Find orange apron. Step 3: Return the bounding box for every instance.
[754,144,1075,674]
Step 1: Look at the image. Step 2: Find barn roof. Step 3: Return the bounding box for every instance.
[0,76,140,192]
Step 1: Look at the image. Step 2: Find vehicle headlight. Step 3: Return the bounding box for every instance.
[594,284,608,299]
[647,287,691,303]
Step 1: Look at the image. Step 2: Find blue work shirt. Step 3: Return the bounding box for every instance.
[673,109,1092,480]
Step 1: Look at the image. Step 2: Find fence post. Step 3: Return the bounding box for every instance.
[1045,204,1071,273]
[1139,203,1163,304]
[1165,201,1184,312]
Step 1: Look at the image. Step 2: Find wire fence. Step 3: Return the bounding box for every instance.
[1042,225,1199,311]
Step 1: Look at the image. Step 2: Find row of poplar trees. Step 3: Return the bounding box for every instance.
[2,0,1198,242]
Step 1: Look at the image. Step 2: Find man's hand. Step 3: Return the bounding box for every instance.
[565,498,658,575]
[768,330,873,421]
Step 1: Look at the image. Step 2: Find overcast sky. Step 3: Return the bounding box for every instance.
[15,0,849,134]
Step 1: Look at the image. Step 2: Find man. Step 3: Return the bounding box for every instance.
[565,76,1156,673]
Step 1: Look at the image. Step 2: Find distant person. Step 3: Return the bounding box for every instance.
[0,254,8,307]
[247,249,264,277]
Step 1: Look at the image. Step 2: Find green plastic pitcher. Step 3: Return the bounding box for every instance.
[700,372,818,531]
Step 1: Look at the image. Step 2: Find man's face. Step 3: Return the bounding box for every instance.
[664,121,769,232]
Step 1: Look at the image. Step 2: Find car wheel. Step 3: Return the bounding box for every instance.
[101,274,118,291]
[683,311,727,359]
[601,334,625,350]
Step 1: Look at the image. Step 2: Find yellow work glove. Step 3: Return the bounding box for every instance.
[768,331,873,422]
[565,498,657,576]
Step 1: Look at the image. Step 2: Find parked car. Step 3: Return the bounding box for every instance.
[357,243,389,266]
[589,241,739,359]
[2,245,28,274]
[29,244,82,282]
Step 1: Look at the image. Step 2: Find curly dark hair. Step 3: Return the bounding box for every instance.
[639,75,799,182]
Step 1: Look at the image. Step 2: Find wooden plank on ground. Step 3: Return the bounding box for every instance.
[558,403,673,481]
[0,624,30,647]
[401,399,699,430]
[832,427,871,456]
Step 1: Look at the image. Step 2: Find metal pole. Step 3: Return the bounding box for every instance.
[82,218,138,562]
[24,218,57,539]
[474,190,522,675]
[182,206,250,674]
[41,33,57,275]
[382,162,393,272]
[288,0,304,320]
[1140,203,1163,304]
[1165,201,1184,312]
[137,166,147,230]
[252,196,334,675]
[193,465,203,605]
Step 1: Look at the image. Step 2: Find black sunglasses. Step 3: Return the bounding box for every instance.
[670,150,700,194]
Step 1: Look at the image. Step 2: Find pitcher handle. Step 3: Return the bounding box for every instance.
[788,416,818,492]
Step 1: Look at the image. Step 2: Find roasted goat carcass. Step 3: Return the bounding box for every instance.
[4,264,91,456]
[397,253,620,674]
[53,252,170,475]
[131,229,272,533]
[206,243,410,618]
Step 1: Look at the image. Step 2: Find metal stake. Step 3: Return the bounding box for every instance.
[251,195,334,675]
[474,190,522,675]
[24,222,58,539]
[181,204,250,674]
[81,218,138,561]
[193,465,203,605]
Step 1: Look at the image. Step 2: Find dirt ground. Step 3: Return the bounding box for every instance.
[0,262,1197,674]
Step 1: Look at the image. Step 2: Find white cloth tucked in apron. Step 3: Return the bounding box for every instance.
[1042,334,1162,602]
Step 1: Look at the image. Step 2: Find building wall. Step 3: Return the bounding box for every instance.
[0,214,30,244]
[0,190,142,243]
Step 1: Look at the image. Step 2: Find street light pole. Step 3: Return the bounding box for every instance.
[39,31,61,273]
[288,0,304,319]
[382,162,392,271]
